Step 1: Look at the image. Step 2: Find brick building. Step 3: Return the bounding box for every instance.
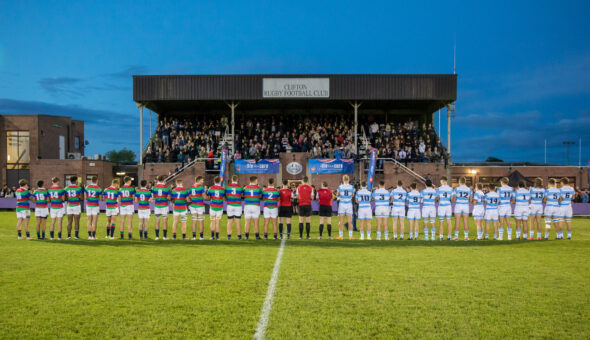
[0,114,116,188]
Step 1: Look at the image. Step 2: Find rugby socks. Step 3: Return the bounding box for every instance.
[173,232,177,240]
[360,230,365,239]
[414,231,419,239]
[210,231,214,239]
[567,231,572,239]
[120,231,124,239]
[26,231,30,238]
[279,223,283,235]
[238,234,242,240]
[367,230,371,239]
[464,231,469,239]
[454,230,459,239]
[245,232,249,240]
[58,232,62,239]
[477,230,483,239]
[182,233,186,240]
[423,228,429,238]
[327,224,331,237]
[139,231,143,239]
[264,232,268,240]
[544,230,550,238]
[319,224,324,237]
[515,229,521,239]
[75,230,79,238]
[536,232,541,239]
[110,224,116,237]
[385,231,389,239]
[255,232,260,240]
[163,229,167,238]
[227,234,231,240]
[155,229,160,238]
[431,228,436,239]
[192,232,196,239]
[215,232,219,240]
[50,231,54,238]
[68,232,72,238]
[128,232,132,239]
[17,230,21,238]
[199,232,203,239]
[41,231,45,239]
[106,226,110,236]
[507,228,512,239]
[287,224,291,237]
[273,232,277,240]
[88,231,92,238]
[348,229,353,238]
[299,223,303,238]
[376,231,381,239]
[498,228,504,239]
[37,231,41,239]
[339,229,343,237]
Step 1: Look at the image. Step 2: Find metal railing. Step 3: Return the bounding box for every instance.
[361,157,426,184]
[164,157,222,183]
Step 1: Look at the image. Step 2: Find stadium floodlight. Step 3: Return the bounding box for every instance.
[470,169,477,174]
[563,141,575,165]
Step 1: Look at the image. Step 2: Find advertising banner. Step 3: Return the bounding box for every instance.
[308,159,354,174]
[367,149,377,190]
[234,159,280,174]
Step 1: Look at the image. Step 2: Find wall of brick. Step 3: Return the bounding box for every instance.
[29,159,115,188]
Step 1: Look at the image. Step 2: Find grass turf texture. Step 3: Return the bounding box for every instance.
[0,212,589,339]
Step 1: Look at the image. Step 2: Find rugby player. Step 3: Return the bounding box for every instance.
[452,177,472,240]
[336,175,355,240]
[356,181,372,240]
[33,180,49,240]
[390,180,407,240]
[119,176,136,239]
[171,179,189,240]
[243,176,262,240]
[529,178,545,240]
[436,177,453,240]
[206,176,225,240]
[103,179,120,239]
[484,184,500,240]
[262,178,279,240]
[278,180,293,239]
[406,183,422,240]
[422,180,437,241]
[84,176,102,240]
[225,175,243,240]
[135,180,152,239]
[372,181,390,240]
[15,179,32,240]
[497,177,515,240]
[48,177,65,240]
[152,175,170,240]
[316,181,333,239]
[65,175,82,239]
[189,176,206,240]
[297,176,314,239]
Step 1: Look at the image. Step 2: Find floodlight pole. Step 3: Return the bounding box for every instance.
[446,103,453,180]
[563,141,575,165]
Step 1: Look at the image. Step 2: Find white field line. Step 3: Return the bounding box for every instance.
[253,237,286,340]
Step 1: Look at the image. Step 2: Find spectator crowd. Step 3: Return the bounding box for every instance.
[143,115,447,165]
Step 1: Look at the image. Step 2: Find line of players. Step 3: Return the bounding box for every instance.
[13,174,575,241]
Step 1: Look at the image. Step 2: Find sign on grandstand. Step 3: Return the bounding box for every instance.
[262,78,329,98]
[308,159,354,174]
[235,159,280,174]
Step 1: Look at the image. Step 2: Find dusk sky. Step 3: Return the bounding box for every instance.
[1,0,589,165]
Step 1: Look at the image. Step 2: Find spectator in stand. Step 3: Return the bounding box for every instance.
[398,148,408,166]
[581,189,589,203]
[0,184,7,198]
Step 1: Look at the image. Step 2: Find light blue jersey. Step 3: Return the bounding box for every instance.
[514,188,530,207]
[372,188,390,207]
[529,187,545,205]
[421,187,436,207]
[497,185,514,206]
[545,187,561,207]
[560,185,575,206]
[407,190,422,210]
[338,184,355,205]
[356,188,372,209]
[473,190,485,205]
[485,192,500,210]
[436,185,453,206]
[453,185,472,205]
[391,187,407,208]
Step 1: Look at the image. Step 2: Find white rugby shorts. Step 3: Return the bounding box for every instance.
[138,209,151,219]
[498,205,512,217]
[514,206,529,220]
[189,206,205,215]
[454,204,470,215]
[422,206,436,219]
[209,209,223,218]
[263,207,278,219]
[375,206,390,217]
[544,205,562,219]
[16,210,31,219]
[120,205,135,216]
[357,207,372,220]
[105,208,119,217]
[66,205,81,215]
[34,207,49,218]
[338,203,353,215]
[472,206,484,220]
[86,206,100,216]
[50,208,65,219]
[226,205,242,217]
[154,207,169,216]
[484,209,499,221]
[390,206,405,218]
[529,204,543,216]
[244,205,260,219]
[407,209,421,220]
[560,205,572,219]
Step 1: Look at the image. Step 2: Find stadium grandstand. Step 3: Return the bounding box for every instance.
[134,74,456,187]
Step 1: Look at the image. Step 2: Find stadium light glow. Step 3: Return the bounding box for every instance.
[470,169,477,174]
[116,172,126,176]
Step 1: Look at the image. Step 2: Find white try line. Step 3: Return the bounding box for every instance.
[253,237,286,340]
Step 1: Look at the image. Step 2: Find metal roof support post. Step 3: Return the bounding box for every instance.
[351,101,361,157]
[446,104,452,180]
[228,102,238,154]
[139,104,143,166]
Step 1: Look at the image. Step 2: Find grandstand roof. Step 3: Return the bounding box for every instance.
[133,74,456,114]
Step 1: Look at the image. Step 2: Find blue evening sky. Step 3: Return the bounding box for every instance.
[1,0,589,165]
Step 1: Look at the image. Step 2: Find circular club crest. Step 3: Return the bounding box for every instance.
[286,162,303,175]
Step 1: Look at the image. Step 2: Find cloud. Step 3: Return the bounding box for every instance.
[38,77,84,97]
[106,65,148,79]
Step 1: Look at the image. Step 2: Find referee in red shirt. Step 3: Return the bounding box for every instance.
[278,180,293,239]
[296,176,314,239]
[316,181,334,239]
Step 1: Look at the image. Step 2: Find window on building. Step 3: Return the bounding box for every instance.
[75,136,80,150]
[86,175,97,186]
[6,131,30,169]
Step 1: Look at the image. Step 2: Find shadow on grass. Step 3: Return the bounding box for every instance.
[28,237,562,249]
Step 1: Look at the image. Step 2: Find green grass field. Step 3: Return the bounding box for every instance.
[1,212,589,339]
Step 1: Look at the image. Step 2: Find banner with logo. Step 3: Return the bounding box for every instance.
[308,159,354,174]
[367,148,377,190]
[219,150,228,186]
[234,159,280,174]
